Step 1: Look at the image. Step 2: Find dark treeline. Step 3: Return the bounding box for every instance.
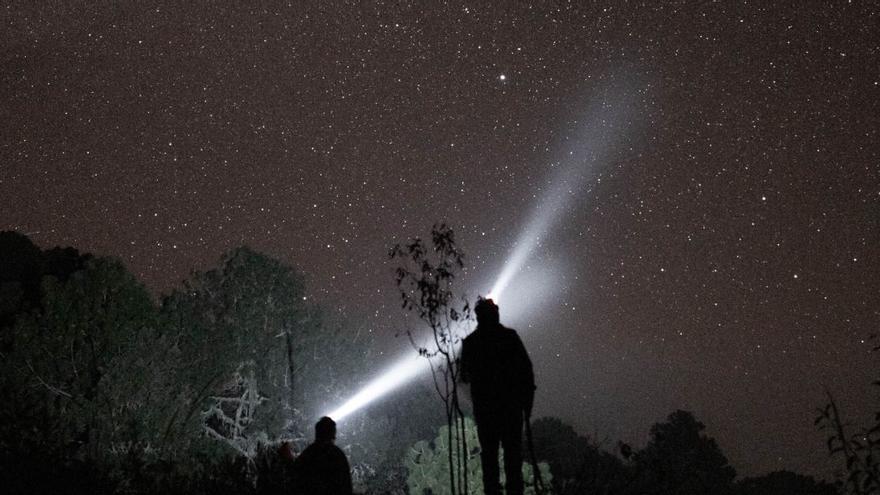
[0,231,440,494]
[530,413,834,495]
[0,231,840,494]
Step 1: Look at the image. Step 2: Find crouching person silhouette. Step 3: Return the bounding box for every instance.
[291,416,353,495]
[461,298,536,495]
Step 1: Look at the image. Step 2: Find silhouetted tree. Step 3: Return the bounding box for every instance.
[159,247,320,463]
[0,239,384,494]
[0,231,43,314]
[530,417,629,494]
[390,224,472,495]
[0,257,165,469]
[628,410,736,495]
[157,246,389,490]
[0,231,90,332]
[733,470,836,495]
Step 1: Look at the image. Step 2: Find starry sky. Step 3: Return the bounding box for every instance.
[2,1,878,479]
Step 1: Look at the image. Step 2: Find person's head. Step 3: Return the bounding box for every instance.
[315,416,337,443]
[475,297,500,327]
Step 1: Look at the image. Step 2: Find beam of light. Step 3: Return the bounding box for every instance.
[326,81,637,422]
[325,267,560,422]
[489,86,634,302]
[327,263,562,422]
[487,262,562,325]
[326,353,427,421]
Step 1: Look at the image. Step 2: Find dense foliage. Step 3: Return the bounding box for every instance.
[405,416,551,495]
[530,416,630,494]
[0,232,420,494]
[0,231,840,494]
[531,411,835,495]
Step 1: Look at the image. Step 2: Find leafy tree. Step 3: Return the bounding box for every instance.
[0,238,401,493]
[0,231,90,332]
[158,246,381,480]
[530,417,628,495]
[151,246,386,492]
[405,416,552,495]
[0,231,42,328]
[628,410,736,495]
[390,224,473,494]
[0,244,186,494]
[159,247,319,461]
[1,256,163,463]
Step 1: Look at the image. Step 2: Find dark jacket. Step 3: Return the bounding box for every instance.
[291,440,353,495]
[460,323,535,418]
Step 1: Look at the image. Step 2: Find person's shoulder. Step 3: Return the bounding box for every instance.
[500,324,520,336]
[292,443,314,467]
[463,327,482,343]
[329,444,350,465]
[501,326,527,346]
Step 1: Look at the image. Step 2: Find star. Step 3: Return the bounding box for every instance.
[1,2,875,481]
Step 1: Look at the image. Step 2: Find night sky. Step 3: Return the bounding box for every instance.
[2,1,878,479]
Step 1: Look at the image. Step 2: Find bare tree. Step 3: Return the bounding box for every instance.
[391,224,472,495]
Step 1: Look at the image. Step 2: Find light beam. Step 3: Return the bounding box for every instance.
[489,86,633,301]
[327,353,427,421]
[325,82,637,422]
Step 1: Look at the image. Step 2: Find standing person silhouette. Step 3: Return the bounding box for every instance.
[461,298,536,495]
[291,416,353,495]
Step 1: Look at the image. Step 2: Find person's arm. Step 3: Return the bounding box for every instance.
[513,331,536,417]
[334,448,353,495]
[459,338,472,384]
[343,452,353,494]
